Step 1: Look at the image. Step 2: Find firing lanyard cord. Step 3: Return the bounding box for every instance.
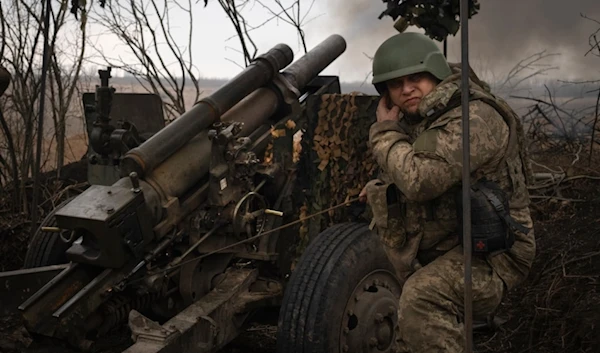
[127,196,362,284]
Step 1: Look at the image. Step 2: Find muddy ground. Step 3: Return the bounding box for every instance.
[1,157,599,353]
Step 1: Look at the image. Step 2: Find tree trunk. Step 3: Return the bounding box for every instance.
[20,115,35,215]
[56,113,65,177]
[0,110,20,210]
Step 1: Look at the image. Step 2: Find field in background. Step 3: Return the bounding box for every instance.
[47,75,599,173]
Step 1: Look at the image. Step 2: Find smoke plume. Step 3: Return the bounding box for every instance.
[324,0,600,83]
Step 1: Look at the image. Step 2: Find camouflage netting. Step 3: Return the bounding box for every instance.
[262,120,302,166]
[295,93,380,252]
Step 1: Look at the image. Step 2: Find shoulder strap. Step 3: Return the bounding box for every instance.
[476,183,531,235]
[422,86,534,186]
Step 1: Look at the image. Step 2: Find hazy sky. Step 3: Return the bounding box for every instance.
[87,0,600,83]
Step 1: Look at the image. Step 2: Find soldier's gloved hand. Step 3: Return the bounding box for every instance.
[359,185,368,203]
[376,95,400,122]
[359,179,384,203]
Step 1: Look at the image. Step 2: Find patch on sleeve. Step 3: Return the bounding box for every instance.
[413,129,439,153]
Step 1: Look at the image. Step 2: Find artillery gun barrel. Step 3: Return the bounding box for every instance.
[223,33,348,136]
[121,44,295,178]
[278,33,348,91]
[144,35,347,204]
[10,35,348,349]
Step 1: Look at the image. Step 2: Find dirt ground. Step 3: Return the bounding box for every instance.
[1,157,599,353]
[474,177,600,353]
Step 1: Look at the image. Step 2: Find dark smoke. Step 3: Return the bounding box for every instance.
[325,0,600,83]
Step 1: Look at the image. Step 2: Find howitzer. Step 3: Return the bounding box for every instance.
[1,33,407,353]
[1,34,351,352]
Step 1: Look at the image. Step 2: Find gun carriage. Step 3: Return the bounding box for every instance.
[0,34,403,353]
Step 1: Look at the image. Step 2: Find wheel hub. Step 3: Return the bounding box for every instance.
[340,270,402,353]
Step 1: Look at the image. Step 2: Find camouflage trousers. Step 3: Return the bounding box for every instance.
[393,246,505,353]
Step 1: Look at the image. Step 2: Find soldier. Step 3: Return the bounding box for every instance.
[360,32,536,352]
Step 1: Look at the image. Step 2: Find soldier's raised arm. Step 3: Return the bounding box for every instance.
[369,100,509,202]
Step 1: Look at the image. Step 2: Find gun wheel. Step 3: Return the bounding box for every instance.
[277,222,402,353]
[23,197,76,268]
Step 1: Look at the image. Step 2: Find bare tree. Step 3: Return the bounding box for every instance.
[0,0,89,213]
[512,87,588,154]
[0,0,47,213]
[216,0,260,67]
[254,0,318,54]
[47,0,89,176]
[532,14,600,164]
[581,14,600,163]
[492,51,560,96]
[89,0,314,122]
[216,0,318,67]
[90,0,203,121]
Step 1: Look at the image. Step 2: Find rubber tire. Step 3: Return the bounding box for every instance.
[23,197,74,268]
[276,222,399,353]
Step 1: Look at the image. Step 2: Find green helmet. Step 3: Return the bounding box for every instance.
[372,32,452,91]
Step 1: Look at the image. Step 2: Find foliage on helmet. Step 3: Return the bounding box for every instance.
[378,0,481,41]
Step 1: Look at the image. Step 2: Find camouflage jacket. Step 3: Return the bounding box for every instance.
[367,67,536,290]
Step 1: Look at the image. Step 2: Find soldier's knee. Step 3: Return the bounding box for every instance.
[399,274,422,307]
[403,270,445,297]
[399,269,457,322]
[399,272,441,314]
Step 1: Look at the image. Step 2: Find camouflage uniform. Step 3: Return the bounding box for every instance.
[366,66,536,353]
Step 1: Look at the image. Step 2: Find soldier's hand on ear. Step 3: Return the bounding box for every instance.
[376,95,400,122]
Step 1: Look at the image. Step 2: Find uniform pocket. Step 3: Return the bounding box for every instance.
[366,181,406,248]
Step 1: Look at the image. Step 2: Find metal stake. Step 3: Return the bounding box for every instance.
[460,0,473,352]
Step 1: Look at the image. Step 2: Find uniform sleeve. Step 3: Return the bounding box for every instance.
[369,102,508,202]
